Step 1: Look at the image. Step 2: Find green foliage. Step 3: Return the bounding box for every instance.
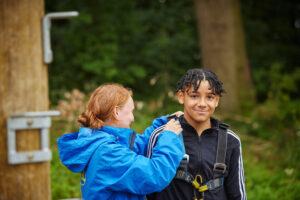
[224,119,300,200]
[227,63,300,200]
[50,116,81,199]
[251,63,299,136]
[51,150,81,199]
[46,0,200,104]
[243,140,300,200]
[241,0,300,102]
[245,163,300,200]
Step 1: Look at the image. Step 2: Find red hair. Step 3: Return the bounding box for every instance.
[78,83,131,129]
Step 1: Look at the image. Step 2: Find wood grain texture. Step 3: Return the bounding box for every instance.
[194,0,254,112]
[0,0,51,199]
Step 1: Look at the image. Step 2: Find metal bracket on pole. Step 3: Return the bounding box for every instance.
[42,11,79,64]
[7,111,61,165]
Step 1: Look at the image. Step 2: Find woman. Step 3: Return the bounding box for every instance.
[57,83,184,200]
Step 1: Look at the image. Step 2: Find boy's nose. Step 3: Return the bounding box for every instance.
[197,98,206,107]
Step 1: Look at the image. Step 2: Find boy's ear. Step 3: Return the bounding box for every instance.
[215,95,220,107]
[177,90,184,104]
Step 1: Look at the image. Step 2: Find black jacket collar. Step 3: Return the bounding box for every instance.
[179,115,220,136]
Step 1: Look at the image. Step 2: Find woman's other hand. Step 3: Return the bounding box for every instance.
[164,119,182,135]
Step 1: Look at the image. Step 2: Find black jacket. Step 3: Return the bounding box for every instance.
[147,116,246,200]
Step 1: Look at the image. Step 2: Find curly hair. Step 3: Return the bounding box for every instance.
[175,68,225,96]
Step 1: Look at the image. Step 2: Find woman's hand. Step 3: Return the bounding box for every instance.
[171,111,184,117]
[164,119,182,135]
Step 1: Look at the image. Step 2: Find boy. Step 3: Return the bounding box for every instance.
[147,69,246,200]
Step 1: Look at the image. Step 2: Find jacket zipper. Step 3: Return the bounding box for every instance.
[197,135,202,170]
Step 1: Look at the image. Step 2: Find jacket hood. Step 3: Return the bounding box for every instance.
[57,126,134,173]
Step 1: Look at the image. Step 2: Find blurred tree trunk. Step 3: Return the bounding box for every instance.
[0,0,51,199]
[194,0,254,112]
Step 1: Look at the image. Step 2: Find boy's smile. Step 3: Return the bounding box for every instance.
[177,80,219,133]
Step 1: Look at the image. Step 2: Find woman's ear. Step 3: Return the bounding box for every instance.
[114,106,119,120]
[177,91,184,104]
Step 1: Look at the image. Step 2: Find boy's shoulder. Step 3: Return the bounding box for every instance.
[212,117,241,145]
[226,128,242,148]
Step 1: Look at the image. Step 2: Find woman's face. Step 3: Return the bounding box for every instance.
[115,96,135,129]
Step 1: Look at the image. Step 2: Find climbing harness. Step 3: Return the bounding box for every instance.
[80,169,86,186]
[146,115,229,200]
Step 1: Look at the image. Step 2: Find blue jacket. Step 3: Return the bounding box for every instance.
[57,116,184,200]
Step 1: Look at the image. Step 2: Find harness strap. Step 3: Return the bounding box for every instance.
[175,169,224,192]
[175,169,194,183]
[206,178,224,190]
[213,123,229,178]
[129,131,137,150]
[178,154,189,171]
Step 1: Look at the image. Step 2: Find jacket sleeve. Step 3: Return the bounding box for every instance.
[133,115,168,155]
[224,140,247,200]
[93,130,184,195]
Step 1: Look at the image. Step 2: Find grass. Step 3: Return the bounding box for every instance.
[50,118,81,199]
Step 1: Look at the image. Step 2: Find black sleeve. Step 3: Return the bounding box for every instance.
[224,140,247,200]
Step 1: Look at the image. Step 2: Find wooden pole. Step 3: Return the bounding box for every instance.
[194,0,254,112]
[0,0,51,199]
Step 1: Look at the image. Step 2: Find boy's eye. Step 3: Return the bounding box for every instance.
[190,94,198,98]
[207,95,214,100]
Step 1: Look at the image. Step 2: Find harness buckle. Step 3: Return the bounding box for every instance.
[192,175,209,193]
[213,163,227,174]
[183,153,189,163]
[206,178,224,190]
